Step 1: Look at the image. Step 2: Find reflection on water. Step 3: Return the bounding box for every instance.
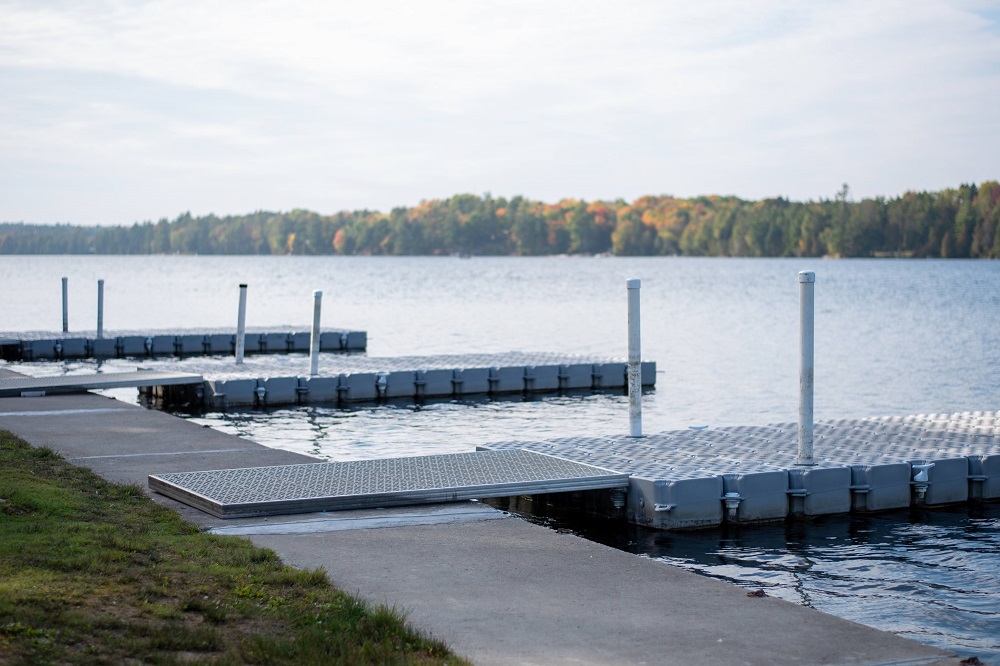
[496,497,1000,663]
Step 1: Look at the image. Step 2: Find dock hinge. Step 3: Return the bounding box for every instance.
[785,488,809,497]
[849,484,871,494]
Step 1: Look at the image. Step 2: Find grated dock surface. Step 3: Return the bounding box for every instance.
[149,449,630,518]
[484,412,1000,477]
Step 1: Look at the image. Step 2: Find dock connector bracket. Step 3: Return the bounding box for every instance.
[911,462,935,503]
[721,492,742,519]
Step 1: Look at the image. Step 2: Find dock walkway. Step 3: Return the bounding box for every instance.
[149,407,1000,530]
[0,387,957,664]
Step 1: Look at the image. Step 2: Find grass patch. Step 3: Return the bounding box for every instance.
[0,430,466,665]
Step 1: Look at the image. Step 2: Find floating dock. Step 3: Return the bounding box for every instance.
[2,350,656,409]
[0,327,367,361]
[191,351,656,408]
[482,411,1000,528]
[149,449,629,518]
[149,410,998,528]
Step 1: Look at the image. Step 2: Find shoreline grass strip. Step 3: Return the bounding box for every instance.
[0,429,466,665]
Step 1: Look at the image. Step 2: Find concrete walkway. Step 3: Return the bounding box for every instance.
[0,388,958,665]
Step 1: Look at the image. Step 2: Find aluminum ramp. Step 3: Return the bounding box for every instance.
[149,449,630,518]
[0,371,204,397]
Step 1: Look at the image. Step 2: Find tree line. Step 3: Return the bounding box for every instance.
[2,182,998,258]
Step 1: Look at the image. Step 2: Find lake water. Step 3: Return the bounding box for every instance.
[2,255,999,660]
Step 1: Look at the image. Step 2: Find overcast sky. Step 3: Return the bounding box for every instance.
[2,1,998,226]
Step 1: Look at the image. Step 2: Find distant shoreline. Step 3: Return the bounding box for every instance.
[3,181,998,259]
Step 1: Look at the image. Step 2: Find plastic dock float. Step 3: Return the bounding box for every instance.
[481,411,1000,530]
[203,352,656,408]
[0,371,204,397]
[148,449,630,518]
[0,327,366,361]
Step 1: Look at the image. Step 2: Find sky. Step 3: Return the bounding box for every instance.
[2,1,999,227]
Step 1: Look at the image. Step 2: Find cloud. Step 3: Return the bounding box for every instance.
[1,0,998,225]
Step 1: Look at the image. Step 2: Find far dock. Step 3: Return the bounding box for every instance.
[0,327,367,361]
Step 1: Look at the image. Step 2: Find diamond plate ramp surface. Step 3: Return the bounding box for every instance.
[149,449,630,518]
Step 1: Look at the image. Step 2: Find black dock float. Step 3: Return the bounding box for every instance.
[149,449,630,518]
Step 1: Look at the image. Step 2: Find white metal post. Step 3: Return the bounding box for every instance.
[61,277,69,332]
[798,271,815,465]
[627,278,643,437]
[235,284,248,365]
[96,279,104,339]
[310,290,322,376]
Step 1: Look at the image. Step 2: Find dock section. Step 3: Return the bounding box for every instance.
[482,411,1000,529]
[0,326,367,361]
[195,351,656,408]
[148,409,999,529]
[3,351,657,409]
